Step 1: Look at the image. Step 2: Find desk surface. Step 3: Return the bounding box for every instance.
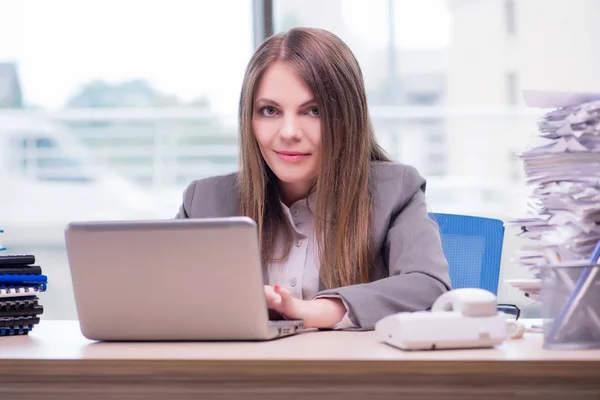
[2,320,600,400]
[2,320,600,362]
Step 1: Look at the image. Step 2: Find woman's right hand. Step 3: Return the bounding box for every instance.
[263,285,347,329]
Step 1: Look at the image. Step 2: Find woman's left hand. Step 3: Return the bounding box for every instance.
[263,285,347,329]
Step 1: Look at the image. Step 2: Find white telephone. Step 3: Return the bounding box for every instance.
[374,288,526,351]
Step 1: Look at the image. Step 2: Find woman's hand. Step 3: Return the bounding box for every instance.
[263,285,347,329]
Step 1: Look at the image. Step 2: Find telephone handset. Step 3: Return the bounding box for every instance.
[375,288,525,351]
[431,288,498,317]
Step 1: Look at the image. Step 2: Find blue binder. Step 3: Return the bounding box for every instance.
[0,274,48,284]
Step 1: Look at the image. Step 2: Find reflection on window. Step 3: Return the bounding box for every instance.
[408,92,441,106]
[428,133,445,144]
[11,135,94,183]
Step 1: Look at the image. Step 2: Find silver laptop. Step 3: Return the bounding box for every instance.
[64,217,304,341]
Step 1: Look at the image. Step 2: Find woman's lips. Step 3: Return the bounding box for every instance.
[275,151,310,162]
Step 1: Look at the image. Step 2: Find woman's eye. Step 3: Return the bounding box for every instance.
[308,106,319,116]
[261,106,277,116]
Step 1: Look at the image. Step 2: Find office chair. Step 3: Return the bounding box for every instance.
[430,213,505,295]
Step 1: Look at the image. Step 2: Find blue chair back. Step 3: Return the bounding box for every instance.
[430,213,504,295]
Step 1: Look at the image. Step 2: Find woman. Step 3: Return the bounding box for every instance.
[176,27,451,330]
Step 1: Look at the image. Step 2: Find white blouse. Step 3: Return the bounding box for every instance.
[267,197,355,329]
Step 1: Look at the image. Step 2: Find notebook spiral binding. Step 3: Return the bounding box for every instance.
[0,284,47,297]
[0,316,40,327]
[0,296,43,317]
[0,324,33,336]
[0,296,40,311]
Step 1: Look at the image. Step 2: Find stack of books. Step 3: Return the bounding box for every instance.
[0,230,47,336]
[508,90,600,274]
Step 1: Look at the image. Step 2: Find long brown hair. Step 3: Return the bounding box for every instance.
[238,27,390,288]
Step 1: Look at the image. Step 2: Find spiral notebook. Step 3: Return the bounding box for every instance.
[0,314,40,337]
[0,296,43,318]
[0,305,43,318]
[0,266,42,275]
[0,324,34,336]
[0,295,40,309]
[0,284,47,298]
[0,315,40,328]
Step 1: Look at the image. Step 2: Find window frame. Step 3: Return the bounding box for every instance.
[253,0,274,48]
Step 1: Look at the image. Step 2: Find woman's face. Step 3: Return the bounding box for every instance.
[252,62,321,203]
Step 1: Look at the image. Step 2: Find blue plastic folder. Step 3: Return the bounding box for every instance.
[0,274,48,284]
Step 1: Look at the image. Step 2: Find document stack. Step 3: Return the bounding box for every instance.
[0,230,47,336]
[508,91,600,275]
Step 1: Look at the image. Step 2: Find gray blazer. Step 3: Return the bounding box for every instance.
[175,161,451,329]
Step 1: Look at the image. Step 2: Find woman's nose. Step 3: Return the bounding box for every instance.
[279,115,301,140]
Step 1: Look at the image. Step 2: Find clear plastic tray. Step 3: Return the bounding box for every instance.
[539,262,600,349]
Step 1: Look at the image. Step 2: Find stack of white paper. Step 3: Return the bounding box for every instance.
[509,91,600,275]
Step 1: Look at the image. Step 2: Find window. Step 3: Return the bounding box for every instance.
[0,1,254,320]
[508,149,521,183]
[408,91,441,106]
[428,132,445,145]
[505,0,516,35]
[506,71,518,105]
[10,134,93,182]
[427,152,446,176]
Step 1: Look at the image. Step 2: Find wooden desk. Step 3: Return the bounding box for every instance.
[1,320,600,400]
